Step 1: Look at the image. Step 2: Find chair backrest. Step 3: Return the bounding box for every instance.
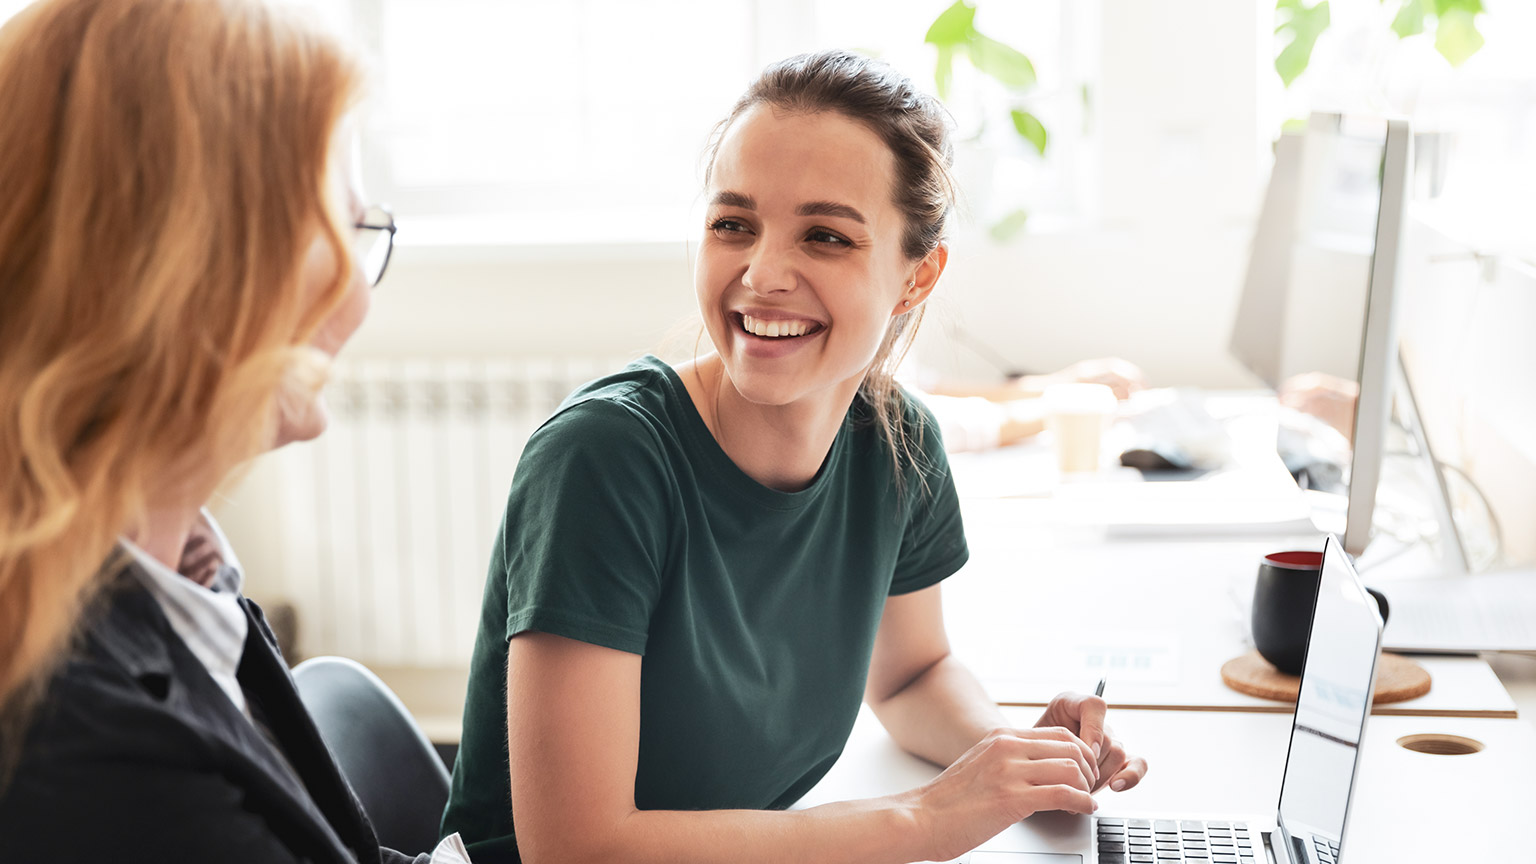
[292,656,451,855]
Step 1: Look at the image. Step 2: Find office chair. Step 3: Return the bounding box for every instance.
[292,656,451,855]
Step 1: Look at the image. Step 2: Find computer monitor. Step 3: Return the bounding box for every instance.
[1340,115,1412,557]
[1229,113,1414,558]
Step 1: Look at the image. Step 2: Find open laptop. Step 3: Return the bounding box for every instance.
[940,534,1385,864]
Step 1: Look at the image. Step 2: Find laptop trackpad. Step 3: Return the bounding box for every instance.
[970,848,1081,854]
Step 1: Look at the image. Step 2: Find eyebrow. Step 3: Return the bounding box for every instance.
[711,191,756,210]
[710,191,867,226]
[796,200,866,225]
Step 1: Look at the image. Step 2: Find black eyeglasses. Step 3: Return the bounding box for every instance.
[354,205,396,287]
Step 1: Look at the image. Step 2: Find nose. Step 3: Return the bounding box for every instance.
[741,238,796,296]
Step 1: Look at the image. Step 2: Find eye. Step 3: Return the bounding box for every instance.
[807,229,851,247]
[708,217,751,237]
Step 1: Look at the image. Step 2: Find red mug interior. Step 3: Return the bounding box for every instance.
[1263,550,1322,570]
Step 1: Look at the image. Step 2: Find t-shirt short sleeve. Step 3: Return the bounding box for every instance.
[889,396,969,595]
[496,395,674,654]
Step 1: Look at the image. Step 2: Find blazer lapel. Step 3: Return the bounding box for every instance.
[90,565,364,864]
[237,597,384,864]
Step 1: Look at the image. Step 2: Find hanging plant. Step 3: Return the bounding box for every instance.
[925,0,1047,156]
[924,0,1045,240]
[1275,0,1488,89]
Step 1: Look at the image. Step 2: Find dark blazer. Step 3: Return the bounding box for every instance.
[0,562,430,864]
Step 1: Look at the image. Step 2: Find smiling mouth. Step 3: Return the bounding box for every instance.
[736,313,825,339]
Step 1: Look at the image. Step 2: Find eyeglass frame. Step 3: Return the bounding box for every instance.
[354,205,396,287]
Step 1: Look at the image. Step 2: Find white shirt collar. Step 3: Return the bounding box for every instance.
[120,509,250,716]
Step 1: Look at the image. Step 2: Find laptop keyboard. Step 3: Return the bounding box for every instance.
[1095,819,1258,863]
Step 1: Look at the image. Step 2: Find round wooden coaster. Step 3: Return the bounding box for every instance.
[1220,650,1431,705]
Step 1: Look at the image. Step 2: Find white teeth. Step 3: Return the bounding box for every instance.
[741,313,816,338]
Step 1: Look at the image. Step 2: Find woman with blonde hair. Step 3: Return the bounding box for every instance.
[0,1,451,860]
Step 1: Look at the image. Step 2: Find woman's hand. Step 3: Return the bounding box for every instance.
[1035,691,1149,793]
[905,726,1100,862]
[1051,358,1148,401]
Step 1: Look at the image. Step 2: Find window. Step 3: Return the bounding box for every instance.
[0,0,1101,245]
[349,0,762,245]
[321,0,1098,245]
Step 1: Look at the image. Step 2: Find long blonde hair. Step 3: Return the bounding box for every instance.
[0,0,362,753]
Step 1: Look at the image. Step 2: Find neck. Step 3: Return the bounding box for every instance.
[678,355,859,492]
[126,501,202,574]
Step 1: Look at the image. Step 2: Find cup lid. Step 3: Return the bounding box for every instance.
[1043,383,1116,414]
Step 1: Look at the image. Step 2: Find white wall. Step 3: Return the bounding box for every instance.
[334,0,1272,385]
[344,242,702,362]
[1398,215,1536,565]
[220,0,1535,634]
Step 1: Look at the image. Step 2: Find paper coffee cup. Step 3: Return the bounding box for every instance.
[1043,383,1116,473]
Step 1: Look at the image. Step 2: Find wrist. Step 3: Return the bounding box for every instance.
[883,787,931,862]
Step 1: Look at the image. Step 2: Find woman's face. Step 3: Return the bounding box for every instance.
[695,106,924,411]
[272,143,372,448]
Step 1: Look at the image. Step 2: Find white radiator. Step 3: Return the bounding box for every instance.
[267,356,630,666]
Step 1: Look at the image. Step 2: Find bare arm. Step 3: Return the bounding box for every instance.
[509,625,1100,864]
[863,583,1012,767]
[931,358,1148,403]
[864,584,1150,796]
[507,632,924,864]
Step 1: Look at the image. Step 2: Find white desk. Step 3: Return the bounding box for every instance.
[943,498,1517,718]
[797,706,1536,863]
[1486,652,1536,727]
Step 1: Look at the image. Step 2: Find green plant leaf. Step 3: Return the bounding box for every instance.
[989,209,1030,243]
[1389,0,1426,37]
[1010,109,1048,156]
[925,0,977,46]
[1431,0,1483,16]
[1434,7,1484,65]
[966,34,1037,89]
[1274,0,1331,88]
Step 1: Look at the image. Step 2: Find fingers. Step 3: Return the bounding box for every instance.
[1027,783,1098,817]
[1007,759,1098,815]
[1107,755,1149,793]
[1074,697,1108,764]
[1019,756,1094,794]
[1013,727,1097,789]
[1043,691,1109,765]
[1094,733,1129,793]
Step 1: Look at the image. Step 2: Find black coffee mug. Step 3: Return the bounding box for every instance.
[1252,550,1390,675]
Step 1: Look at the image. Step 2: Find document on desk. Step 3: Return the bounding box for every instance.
[1049,481,1319,538]
[963,628,1183,689]
[947,446,1058,498]
[1380,568,1536,653]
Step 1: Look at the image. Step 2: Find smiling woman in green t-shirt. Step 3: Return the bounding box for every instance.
[441,49,1148,864]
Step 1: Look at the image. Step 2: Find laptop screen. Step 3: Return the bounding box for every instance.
[1275,537,1384,862]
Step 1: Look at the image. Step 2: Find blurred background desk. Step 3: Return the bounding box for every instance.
[944,498,1517,718]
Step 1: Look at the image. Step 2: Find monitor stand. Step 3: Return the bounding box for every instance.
[1390,348,1471,573]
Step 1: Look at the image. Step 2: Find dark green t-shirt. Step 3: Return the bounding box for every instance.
[441,355,968,862]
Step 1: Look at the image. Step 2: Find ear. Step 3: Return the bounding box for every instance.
[893,243,948,314]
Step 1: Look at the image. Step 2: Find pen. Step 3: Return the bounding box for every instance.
[1091,677,1108,789]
